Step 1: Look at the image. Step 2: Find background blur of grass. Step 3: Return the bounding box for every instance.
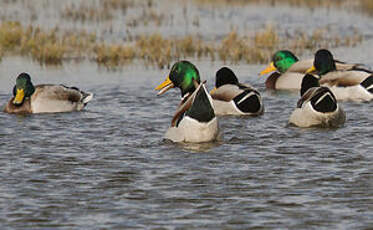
[0,0,370,69]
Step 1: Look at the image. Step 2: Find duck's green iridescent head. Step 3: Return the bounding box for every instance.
[306,49,336,76]
[12,72,35,105]
[260,50,299,75]
[155,60,201,97]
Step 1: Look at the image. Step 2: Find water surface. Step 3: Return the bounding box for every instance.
[0,56,372,229]
[0,1,373,229]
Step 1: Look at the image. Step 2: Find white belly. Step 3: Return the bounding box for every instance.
[289,102,345,128]
[164,117,219,143]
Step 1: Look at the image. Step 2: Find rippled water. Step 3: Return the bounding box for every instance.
[1,0,373,228]
[0,56,372,229]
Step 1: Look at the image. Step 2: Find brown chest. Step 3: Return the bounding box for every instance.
[3,98,32,114]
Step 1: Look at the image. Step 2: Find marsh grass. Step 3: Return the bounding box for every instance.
[357,0,373,16]
[0,21,364,68]
[62,2,113,22]
[0,21,23,51]
[193,0,373,16]
[193,0,344,8]
[94,43,135,67]
[136,34,172,68]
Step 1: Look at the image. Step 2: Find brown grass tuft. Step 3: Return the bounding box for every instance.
[0,21,23,51]
[0,21,364,68]
[255,25,278,49]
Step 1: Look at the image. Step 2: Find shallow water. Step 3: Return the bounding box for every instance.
[1,1,373,229]
[2,0,373,41]
[0,56,372,229]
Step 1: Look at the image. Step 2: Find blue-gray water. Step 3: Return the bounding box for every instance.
[1,1,373,229]
[0,57,372,230]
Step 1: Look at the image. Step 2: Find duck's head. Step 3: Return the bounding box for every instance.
[215,67,239,88]
[301,74,320,96]
[155,60,200,97]
[12,72,35,106]
[260,50,299,75]
[210,67,239,94]
[306,49,336,76]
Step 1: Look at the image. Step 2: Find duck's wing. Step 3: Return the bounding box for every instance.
[211,84,247,102]
[171,93,194,127]
[297,87,318,108]
[171,82,215,127]
[33,84,84,102]
[287,58,367,73]
[320,70,371,87]
[185,83,215,123]
[30,84,93,113]
[334,60,370,72]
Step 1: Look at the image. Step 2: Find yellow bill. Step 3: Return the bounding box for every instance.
[13,88,25,105]
[260,62,277,76]
[306,65,316,74]
[155,76,174,96]
[210,87,217,94]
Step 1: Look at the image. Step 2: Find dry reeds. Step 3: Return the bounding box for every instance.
[193,0,344,8]
[61,2,114,22]
[0,21,23,51]
[0,21,364,68]
[94,43,135,66]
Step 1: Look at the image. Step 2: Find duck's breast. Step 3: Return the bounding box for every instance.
[275,72,304,90]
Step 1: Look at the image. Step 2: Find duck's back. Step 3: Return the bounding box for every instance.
[287,59,314,73]
[31,85,88,113]
[166,84,218,143]
[212,84,263,115]
[320,70,371,87]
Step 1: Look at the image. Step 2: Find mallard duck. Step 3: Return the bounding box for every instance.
[210,67,264,116]
[289,74,346,128]
[306,49,373,102]
[155,60,218,143]
[260,50,360,90]
[4,72,93,114]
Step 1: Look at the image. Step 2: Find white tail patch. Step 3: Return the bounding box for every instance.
[83,93,93,104]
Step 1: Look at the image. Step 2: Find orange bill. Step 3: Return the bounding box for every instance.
[306,65,316,74]
[210,87,217,94]
[13,88,25,105]
[259,62,277,76]
[155,76,174,95]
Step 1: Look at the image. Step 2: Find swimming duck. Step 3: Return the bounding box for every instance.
[306,49,373,102]
[210,67,264,116]
[289,74,346,128]
[4,72,93,114]
[155,60,218,143]
[260,50,359,90]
